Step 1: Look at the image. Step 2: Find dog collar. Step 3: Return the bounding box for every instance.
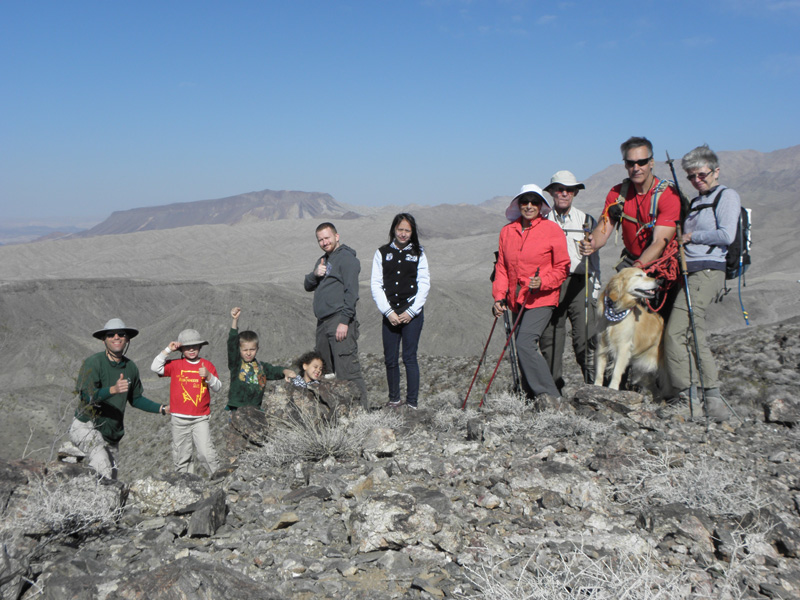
[604,295,630,322]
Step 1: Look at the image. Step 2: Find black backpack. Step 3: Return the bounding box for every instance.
[687,187,751,280]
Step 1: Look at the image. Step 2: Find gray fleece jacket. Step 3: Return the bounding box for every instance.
[684,185,741,272]
[304,244,360,324]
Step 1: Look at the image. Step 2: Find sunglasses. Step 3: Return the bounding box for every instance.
[551,186,578,195]
[518,198,542,206]
[687,171,713,182]
[105,331,129,339]
[623,157,652,168]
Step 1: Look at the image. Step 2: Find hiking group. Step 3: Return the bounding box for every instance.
[493,136,744,422]
[70,136,744,480]
[70,215,430,481]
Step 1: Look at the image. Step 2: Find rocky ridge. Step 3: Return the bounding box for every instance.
[1,319,800,599]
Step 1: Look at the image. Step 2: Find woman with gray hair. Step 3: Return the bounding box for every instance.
[664,144,741,421]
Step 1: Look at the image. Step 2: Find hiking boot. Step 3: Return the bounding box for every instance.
[386,400,403,408]
[703,388,732,422]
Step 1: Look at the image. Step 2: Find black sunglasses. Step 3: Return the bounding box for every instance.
[624,157,652,168]
[105,331,129,339]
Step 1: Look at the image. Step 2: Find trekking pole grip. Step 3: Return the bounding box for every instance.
[675,222,688,274]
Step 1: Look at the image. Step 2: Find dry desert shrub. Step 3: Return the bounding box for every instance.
[254,407,405,467]
[615,449,768,516]
[485,391,530,435]
[2,474,123,538]
[529,409,610,439]
[432,404,479,433]
[457,545,694,600]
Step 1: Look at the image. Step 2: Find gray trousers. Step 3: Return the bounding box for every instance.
[316,315,368,408]
[664,269,723,392]
[171,414,219,476]
[540,274,597,387]
[69,418,118,480]
[514,306,560,398]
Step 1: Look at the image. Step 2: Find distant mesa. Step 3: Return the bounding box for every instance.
[75,189,358,238]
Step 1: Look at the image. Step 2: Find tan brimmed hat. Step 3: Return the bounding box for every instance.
[92,318,139,340]
[505,184,552,221]
[543,170,585,193]
[177,329,208,348]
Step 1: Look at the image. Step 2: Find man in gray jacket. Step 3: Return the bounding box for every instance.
[304,222,368,408]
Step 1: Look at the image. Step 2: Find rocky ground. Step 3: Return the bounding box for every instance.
[1,319,799,600]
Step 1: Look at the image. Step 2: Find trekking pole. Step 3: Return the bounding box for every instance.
[583,214,592,384]
[479,269,538,408]
[462,316,499,410]
[504,310,522,394]
[666,150,689,207]
[676,223,707,429]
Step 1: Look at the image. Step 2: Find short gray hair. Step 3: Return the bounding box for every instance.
[620,136,653,159]
[682,144,719,172]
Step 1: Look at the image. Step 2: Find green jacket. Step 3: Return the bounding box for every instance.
[74,352,161,444]
[226,328,287,409]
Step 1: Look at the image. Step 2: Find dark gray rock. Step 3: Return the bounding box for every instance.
[113,557,274,599]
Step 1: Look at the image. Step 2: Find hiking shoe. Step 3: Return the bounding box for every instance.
[406,403,418,410]
[386,400,403,408]
[703,388,732,422]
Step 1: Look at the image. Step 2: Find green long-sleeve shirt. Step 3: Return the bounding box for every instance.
[226,328,287,409]
[74,351,161,443]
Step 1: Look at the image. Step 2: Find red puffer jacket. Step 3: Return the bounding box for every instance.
[492,217,570,311]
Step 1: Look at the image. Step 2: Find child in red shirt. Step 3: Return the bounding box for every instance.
[151,329,221,476]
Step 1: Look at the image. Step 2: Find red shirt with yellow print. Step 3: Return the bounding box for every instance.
[162,358,218,417]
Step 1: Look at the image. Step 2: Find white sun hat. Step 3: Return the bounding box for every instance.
[505,184,552,221]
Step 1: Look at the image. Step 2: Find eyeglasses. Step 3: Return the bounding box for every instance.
[687,171,713,182]
[105,331,129,339]
[624,157,652,168]
[518,198,542,206]
[551,186,577,195]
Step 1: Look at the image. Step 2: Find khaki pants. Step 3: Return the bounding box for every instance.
[171,414,219,476]
[316,315,368,408]
[664,269,724,392]
[541,274,597,387]
[69,418,118,480]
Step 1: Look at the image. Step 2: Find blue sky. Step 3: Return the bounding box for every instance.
[2,0,799,223]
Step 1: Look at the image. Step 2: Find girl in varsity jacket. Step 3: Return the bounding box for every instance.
[370,213,430,409]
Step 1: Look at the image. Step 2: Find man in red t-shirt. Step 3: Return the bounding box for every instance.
[580,136,680,270]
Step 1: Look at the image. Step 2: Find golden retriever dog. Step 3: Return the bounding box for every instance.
[593,268,664,390]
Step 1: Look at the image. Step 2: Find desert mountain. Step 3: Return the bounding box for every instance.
[74,189,361,237]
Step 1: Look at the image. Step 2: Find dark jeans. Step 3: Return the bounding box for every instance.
[382,309,424,406]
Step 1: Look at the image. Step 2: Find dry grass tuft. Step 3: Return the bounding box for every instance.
[253,408,405,467]
[615,449,769,516]
[529,409,610,439]
[2,474,123,538]
[457,545,694,600]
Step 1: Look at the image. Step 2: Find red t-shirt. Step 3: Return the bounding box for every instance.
[162,357,218,416]
[603,177,681,258]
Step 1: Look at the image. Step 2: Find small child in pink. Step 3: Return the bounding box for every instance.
[151,328,221,475]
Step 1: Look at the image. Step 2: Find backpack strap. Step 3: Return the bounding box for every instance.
[687,187,725,215]
[615,178,669,235]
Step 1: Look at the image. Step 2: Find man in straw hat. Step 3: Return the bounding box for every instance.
[69,318,169,480]
[540,171,601,391]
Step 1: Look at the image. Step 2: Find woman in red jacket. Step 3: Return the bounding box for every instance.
[492,184,571,399]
